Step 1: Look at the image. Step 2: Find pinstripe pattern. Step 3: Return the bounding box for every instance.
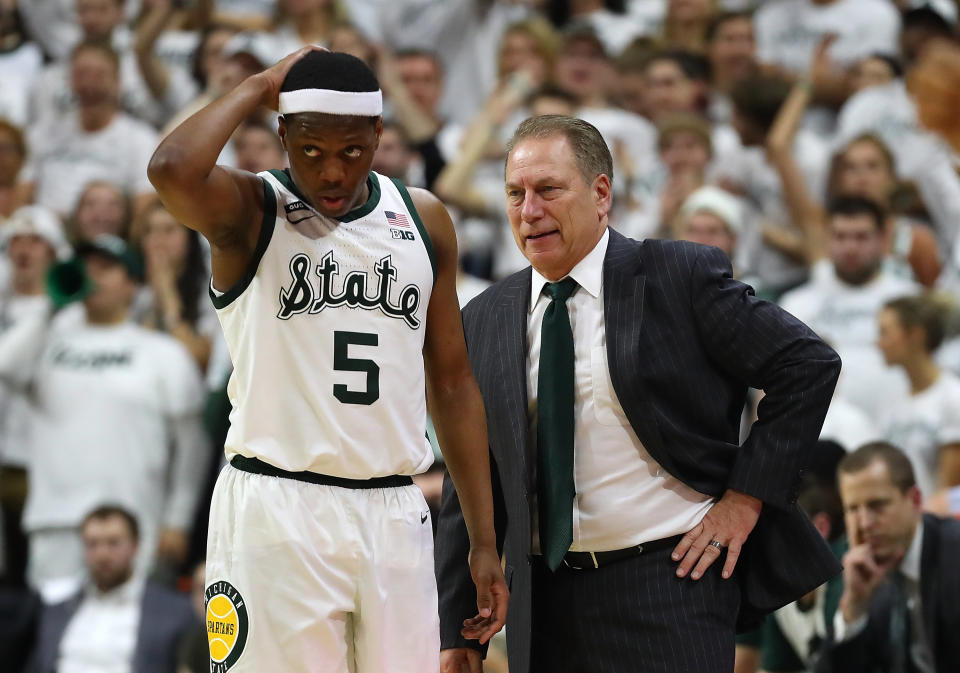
[436,229,843,673]
[531,548,739,673]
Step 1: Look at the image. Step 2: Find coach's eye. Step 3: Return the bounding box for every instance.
[304,146,320,157]
[344,146,363,158]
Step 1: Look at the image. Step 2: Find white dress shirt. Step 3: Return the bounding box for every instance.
[833,523,934,673]
[58,578,144,673]
[526,229,714,553]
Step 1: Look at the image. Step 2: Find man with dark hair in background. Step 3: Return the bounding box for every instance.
[29,505,197,673]
[780,196,918,418]
[817,442,960,672]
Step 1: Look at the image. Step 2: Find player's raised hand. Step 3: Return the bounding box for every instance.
[256,45,329,111]
[461,546,508,644]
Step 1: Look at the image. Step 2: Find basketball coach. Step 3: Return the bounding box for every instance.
[435,115,842,673]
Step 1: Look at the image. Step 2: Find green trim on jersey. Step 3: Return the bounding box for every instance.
[209,177,277,309]
[266,169,381,223]
[391,178,437,286]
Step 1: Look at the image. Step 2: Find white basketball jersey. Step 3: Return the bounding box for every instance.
[212,170,436,478]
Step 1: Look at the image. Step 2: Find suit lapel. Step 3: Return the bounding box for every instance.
[602,230,663,453]
[493,270,533,485]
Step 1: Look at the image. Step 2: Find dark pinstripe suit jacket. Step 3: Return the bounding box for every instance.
[435,229,843,673]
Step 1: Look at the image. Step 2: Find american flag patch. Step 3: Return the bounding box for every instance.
[385,211,410,228]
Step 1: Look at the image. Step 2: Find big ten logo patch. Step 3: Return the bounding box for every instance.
[206,581,249,672]
[391,229,415,241]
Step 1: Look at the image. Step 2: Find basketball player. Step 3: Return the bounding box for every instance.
[148,48,507,673]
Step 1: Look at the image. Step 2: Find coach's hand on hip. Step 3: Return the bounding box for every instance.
[461,546,508,644]
[672,489,762,581]
[440,647,483,673]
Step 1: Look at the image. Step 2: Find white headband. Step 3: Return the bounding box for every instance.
[278,88,383,116]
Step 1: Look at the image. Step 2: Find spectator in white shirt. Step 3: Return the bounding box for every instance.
[24,42,159,219]
[754,0,900,104]
[780,196,918,417]
[0,206,70,588]
[877,293,960,499]
[28,0,174,127]
[0,234,207,601]
[29,505,197,673]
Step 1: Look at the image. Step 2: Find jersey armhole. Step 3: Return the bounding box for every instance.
[390,177,438,286]
[209,176,277,309]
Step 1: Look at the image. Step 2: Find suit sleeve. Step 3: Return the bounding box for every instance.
[434,450,506,654]
[814,606,886,673]
[689,245,841,507]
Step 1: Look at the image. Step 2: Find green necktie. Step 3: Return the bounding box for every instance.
[537,277,578,571]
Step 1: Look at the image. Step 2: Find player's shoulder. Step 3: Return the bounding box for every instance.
[401,183,446,218]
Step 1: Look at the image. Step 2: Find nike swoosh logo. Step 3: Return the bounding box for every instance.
[421,513,428,524]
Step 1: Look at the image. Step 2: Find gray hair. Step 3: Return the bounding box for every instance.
[505,115,614,186]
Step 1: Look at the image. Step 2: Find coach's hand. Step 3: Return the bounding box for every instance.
[461,546,508,644]
[672,489,762,581]
[441,647,483,673]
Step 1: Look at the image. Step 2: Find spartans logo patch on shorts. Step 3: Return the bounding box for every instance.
[206,581,249,672]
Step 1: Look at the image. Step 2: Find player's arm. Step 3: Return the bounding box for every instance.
[414,188,508,644]
[148,47,319,289]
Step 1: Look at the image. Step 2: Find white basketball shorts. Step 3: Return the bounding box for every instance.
[204,461,440,673]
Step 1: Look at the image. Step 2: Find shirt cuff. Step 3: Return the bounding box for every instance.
[833,610,868,642]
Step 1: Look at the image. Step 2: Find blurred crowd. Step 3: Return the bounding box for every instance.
[0,0,960,672]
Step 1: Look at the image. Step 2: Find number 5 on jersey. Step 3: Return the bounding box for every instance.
[333,331,379,405]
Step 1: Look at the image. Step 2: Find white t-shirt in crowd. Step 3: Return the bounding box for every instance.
[819,394,881,453]
[881,372,960,498]
[29,33,198,129]
[579,9,652,56]
[22,321,205,535]
[377,0,529,125]
[57,578,144,673]
[0,42,44,127]
[779,262,917,416]
[0,294,51,468]
[755,0,900,74]
[25,113,159,216]
[626,0,666,34]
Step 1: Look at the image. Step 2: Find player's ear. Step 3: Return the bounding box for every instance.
[277,115,288,151]
[374,117,383,151]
